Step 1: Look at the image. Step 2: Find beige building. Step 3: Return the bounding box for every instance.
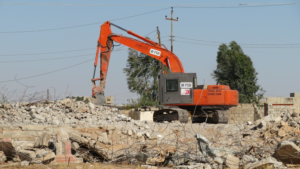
[259,93,300,106]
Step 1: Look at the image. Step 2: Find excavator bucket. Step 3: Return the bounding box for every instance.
[96,92,105,105]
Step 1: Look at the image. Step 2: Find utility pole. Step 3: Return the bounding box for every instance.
[47,89,49,102]
[157,26,164,74]
[165,7,178,53]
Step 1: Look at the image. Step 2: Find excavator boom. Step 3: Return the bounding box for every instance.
[92,21,185,100]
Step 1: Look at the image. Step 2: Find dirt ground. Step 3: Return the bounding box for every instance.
[0,163,139,169]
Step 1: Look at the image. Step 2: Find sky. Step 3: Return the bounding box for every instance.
[0,0,300,104]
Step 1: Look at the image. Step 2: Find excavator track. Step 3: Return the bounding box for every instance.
[153,108,189,123]
[216,110,229,124]
[153,108,229,124]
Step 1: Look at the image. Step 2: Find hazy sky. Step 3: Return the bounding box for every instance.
[1,0,300,104]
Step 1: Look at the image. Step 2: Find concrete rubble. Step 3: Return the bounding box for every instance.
[0,99,299,168]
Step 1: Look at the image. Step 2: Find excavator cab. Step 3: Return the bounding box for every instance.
[158,73,196,105]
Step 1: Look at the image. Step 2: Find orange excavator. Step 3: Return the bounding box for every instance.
[91,21,238,123]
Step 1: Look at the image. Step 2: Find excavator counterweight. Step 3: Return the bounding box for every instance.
[91,21,239,124]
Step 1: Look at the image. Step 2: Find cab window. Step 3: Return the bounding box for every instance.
[166,79,178,92]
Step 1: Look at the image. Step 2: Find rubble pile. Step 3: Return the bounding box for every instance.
[0,98,129,125]
[0,99,299,168]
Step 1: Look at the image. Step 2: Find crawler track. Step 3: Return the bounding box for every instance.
[154,108,229,124]
[153,108,189,123]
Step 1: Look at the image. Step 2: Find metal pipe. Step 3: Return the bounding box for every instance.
[93,66,97,79]
[171,7,173,53]
[110,23,128,32]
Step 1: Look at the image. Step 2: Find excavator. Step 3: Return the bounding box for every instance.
[91,21,239,124]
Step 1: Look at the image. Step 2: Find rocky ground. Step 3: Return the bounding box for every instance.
[0,99,300,169]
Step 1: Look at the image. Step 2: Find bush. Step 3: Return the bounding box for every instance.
[123,97,159,110]
[66,96,90,104]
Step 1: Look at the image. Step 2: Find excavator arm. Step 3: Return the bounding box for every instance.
[91,21,185,104]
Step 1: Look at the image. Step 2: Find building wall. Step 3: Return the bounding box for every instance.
[267,105,300,117]
[227,104,263,124]
[259,93,300,106]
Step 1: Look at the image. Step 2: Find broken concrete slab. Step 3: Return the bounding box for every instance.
[69,133,82,143]
[35,149,47,158]
[242,155,257,165]
[55,141,63,155]
[34,132,50,148]
[12,141,34,150]
[214,157,223,165]
[97,132,110,145]
[274,141,300,164]
[173,163,204,169]
[21,125,45,131]
[35,151,55,163]
[71,142,80,150]
[18,149,36,160]
[244,157,282,169]
[225,154,239,169]
[57,128,69,142]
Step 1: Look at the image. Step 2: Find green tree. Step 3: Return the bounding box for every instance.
[123,47,169,106]
[212,41,265,104]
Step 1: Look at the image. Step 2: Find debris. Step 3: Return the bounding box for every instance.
[72,142,80,150]
[1,100,300,168]
[242,155,258,165]
[0,151,7,164]
[34,132,50,148]
[225,154,239,169]
[135,152,148,162]
[214,157,223,165]
[244,157,282,169]
[18,150,36,160]
[74,166,82,169]
[20,160,29,166]
[274,141,300,164]
[87,165,94,169]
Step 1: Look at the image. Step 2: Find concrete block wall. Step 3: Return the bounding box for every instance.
[228,104,300,124]
[228,104,260,124]
[120,104,300,125]
[267,105,300,117]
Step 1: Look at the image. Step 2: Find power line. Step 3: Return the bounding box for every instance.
[0,47,129,82]
[1,29,154,56]
[145,30,156,36]
[175,39,300,49]
[0,8,169,33]
[174,36,300,46]
[0,28,153,60]
[245,50,300,56]
[175,40,300,55]
[0,48,94,56]
[0,49,126,63]
[175,40,218,46]
[1,3,299,7]
[0,59,93,83]
[175,3,299,8]
[0,54,93,63]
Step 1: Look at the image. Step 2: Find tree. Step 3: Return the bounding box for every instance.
[123,47,169,106]
[212,41,265,104]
